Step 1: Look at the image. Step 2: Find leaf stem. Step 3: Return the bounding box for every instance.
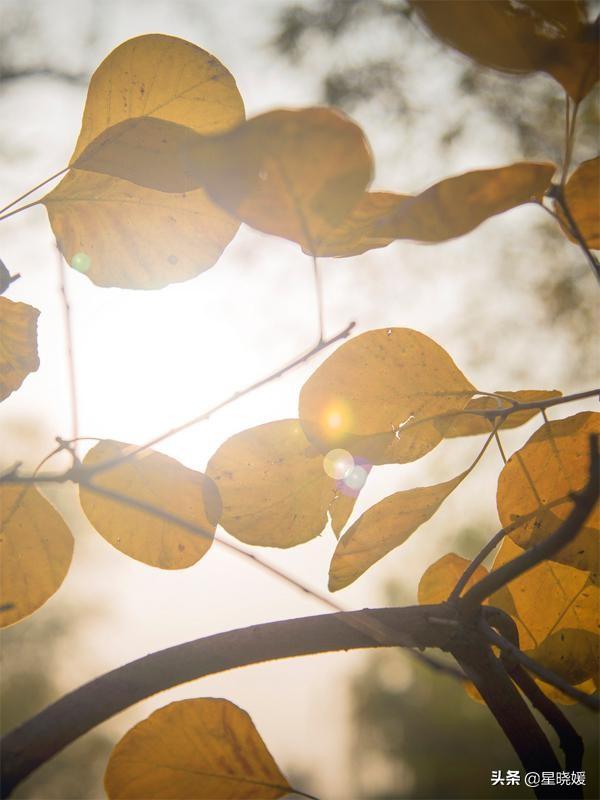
[550,182,600,284]
[0,201,42,223]
[57,245,80,456]
[0,168,68,218]
[312,254,325,343]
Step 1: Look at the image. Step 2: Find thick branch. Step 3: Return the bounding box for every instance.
[0,604,456,797]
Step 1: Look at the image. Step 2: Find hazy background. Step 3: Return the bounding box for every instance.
[1,1,598,798]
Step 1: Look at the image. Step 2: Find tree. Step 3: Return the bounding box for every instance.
[0,2,598,798]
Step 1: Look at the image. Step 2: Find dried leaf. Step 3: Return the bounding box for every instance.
[418,553,489,605]
[299,328,475,465]
[329,471,467,591]
[206,419,360,547]
[439,390,562,438]
[0,297,40,401]
[496,411,599,574]
[0,485,74,627]
[104,698,291,799]
[557,157,600,250]
[373,163,555,243]
[80,440,221,569]
[44,170,239,289]
[193,107,373,252]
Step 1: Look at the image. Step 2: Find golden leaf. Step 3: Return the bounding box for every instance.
[80,440,221,569]
[373,163,555,243]
[0,485,73,627]
[299,328,476,465]
[417,553,489,605]
[0,297,40,401]
[192,107,373,252]
[104,698,291,799]
[329,471,467,591]
[438,390,562,438]
[206,419,361,547]
[496,411,599,574]
[557,157,600,250]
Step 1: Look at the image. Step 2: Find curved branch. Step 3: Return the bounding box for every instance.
[0,604,456,797]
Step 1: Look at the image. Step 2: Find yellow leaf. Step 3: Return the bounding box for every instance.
[0,485,74,627]
[80,440,221,569]
[206,420,361,547]
[329,471,467,591]
[299,328,475,465]
[0,297,40,401]
[104,698,291,800]
[496,411,599,574]
[412,1,598,100]
[417,553,489,605]
[44,170,239,289]
[438,390,562,438]
[557,157,600,250]
[373,163,555,243]
[309,191,409,257]
[192,107,373,252]
[46,33,245,288]
[527,629,599,687]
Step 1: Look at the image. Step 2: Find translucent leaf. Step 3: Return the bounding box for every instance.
[309,191,408,257]
[0,485,74,627]
[104,698,291,799]
[527,629,599,687]
[45,33,245,288]
[329,471,467,591]
[496,411,599,574]
[373,163,555,243]
[557,157,600,250]
[0,297,40,401]
[44,170,239,290]
[206,419,361,547]
[192,107,373,252]
[80,440,221,569]
[299,328,476,465]
[417,553,489,605]
[412,1,598,100]
[438,389,562,438]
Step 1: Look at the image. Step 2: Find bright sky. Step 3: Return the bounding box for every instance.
[1,1,598,797]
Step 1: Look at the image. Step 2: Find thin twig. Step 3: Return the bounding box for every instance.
[550,183,600,284]
[312,254,324,343]
[0,201,43,223]
[57,245,79,457]
[0,168,68,218]
[461,434,599,609]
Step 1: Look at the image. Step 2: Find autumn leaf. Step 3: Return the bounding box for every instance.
[438,389,562,438]
[79,440,221,569]
[496,411,599,574]
[104,698,291,799]
[206,419,363,547]
[191,107,373,252]
[412,1,598,101]
[0,485,74,627]
[299,328,476,465]
[0,297,40,402]
[45,34,245,288]
[372,163,555,244]
[557,157,600,250]
[417,553,489,605]
[329,471,467,591]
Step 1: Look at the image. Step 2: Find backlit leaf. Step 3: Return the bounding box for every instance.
[206,419,361,547]
[557,157,600,250]
[412,1,598,100]
[0,297,40,402]
[104,698,291,799]
[46,34,245,288]
[329,471,467,591]
[299,328,476,465]
[373,163,555,243]
[417,553,489,605]
[80,440,221,569]
[0,485,74,627]
[439,390,562,438]
[496,411,599,574]
[192,107,373,252]
[44,170,239,290]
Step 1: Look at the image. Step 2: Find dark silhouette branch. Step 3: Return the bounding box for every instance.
[549,182,600,284]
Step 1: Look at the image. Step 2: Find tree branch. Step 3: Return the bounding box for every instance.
[0,604,458,797]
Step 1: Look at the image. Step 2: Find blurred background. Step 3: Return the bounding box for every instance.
[0,1,598,797]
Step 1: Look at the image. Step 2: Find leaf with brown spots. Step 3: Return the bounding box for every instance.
[418,553,489,605]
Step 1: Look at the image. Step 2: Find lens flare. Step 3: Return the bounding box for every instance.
[343,464,368,491]
[323,448,354,480]
[71,252,91,273]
